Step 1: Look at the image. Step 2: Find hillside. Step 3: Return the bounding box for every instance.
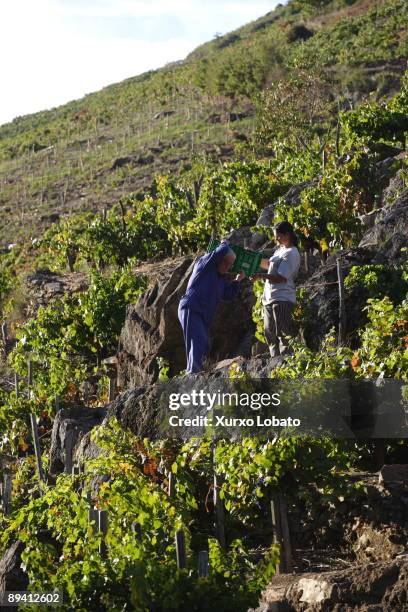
[0,0,406,255]
[0,0,407,609]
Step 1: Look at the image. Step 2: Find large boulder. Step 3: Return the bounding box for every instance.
[286,558,408,611]
[301,188,408,350]
[346,471,408,564]
[109,354,280,438]
[254,559,408,611]
[25,269,89,318]
[117,257,194,388]
[49,405,107,475]
[0,541,28,610]
[117,257,256,389]
[225,225,255,247]
[382,168,406,206]
[251,204,277,250]
[374,156,403,191]
[359,188,408,264]
[74,429,105,466]
[106,386,155,439]
[301,247,375,350]
[251,180,318,250]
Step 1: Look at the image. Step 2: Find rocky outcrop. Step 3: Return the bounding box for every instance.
[371,143,404,161]
[49,405,107,475]
[44,354,279,464]
[300,187,408,350]
[74,430,105,466]
[353,523,405,564]
[153,110,175,120]
[111,154,155,170]
[255,558,408,611]
[300,247,375,350]
[382,167,406,206]
[117,257,194,388]
[380,464,408,486]
[225,225,257,248]
[207,110,251,124]
[25,268,89,318]
[111,353,282,437]
[117,257,257,389]
[0,541,28,610]
[251,179,318,249]
[346,470,408,564]
[374,155,403,190]
[359,188,408,264]
[105,386,155,439]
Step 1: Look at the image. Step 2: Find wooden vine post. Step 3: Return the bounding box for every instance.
[336,255,346,346]
[64,435,74,475]
[131,522,142,540]
[279,496,293,573]
[213,443,226,549]
[27,358,33,388]
[1,321,8,347]
[1,473,12,515]
[98,510,109,558]
[213,472,226,548]
[27,360,46,485]
[271,498,283,572]
[87,493,98,530]
[102,356,118,402]
[198,551,209,578]
[304,251,309,274]
[108,377,116,402]
[83,381,89,405]
[271,495,293,574]
[175,529,186,569]
[168,471,175,498]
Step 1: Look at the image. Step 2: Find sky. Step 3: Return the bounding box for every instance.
[0,0,280,127]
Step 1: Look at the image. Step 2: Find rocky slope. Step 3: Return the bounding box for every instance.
[12,150,401,608]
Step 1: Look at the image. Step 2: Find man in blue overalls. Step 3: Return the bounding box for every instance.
[178,241,245,373]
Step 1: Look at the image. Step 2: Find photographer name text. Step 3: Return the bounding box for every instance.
[168,414,301,427]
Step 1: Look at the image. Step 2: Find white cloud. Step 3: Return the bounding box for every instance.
[0,0,279,126]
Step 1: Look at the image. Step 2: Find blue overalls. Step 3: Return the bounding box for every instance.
[178,242,241,373]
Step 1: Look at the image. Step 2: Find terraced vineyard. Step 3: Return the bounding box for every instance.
[0,0,407,609]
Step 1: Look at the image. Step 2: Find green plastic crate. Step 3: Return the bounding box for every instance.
[207,238,262,276]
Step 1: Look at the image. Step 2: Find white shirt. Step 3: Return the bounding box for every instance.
[262,245,301,305]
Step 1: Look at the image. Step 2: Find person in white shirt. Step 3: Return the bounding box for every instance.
[251,221,301,357]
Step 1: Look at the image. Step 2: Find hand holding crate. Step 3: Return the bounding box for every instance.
[207,238,262,277]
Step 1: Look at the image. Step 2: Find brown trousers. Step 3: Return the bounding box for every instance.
[263,301,295,357]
